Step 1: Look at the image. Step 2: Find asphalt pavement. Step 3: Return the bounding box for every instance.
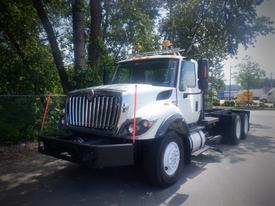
[0,110,275,206]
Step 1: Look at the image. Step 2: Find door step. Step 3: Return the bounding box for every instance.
[192,145,211,156]
[192,145,223,156]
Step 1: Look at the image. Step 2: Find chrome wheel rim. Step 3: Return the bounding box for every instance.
[163,141,180,176]
[236,116,241,139]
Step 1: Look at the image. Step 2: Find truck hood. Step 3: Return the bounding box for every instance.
[69,83,176,118]
[69,83,174,98]
[98,83,172,94]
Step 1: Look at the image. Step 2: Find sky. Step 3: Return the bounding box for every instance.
[223,0,275,85]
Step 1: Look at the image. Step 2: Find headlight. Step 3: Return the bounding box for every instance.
[128,123,134,134]
[127,118,157,136]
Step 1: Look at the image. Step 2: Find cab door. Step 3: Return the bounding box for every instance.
[177,60,202,124]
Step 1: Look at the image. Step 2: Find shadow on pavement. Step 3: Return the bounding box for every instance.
[220,134,275,164]
[250,123,272,130]
[0,152,216,206]
[211,122,275,164]
[0,123,274,206]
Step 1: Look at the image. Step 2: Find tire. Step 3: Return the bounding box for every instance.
[240,113,249,139]
[143,131,184,187]
[229,114,242,145]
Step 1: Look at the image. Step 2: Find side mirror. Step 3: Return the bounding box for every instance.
[198,58,209,90]
[103,66,109,85]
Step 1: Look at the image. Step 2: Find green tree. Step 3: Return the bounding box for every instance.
[0,0,64,144]
[234,57,266,103]
[72,0,86,74]
[1,0,274,94]
[0,0,62,94]
[32,0,71,93]
[103,0,162,59]
[162,0,273,105]
[208,57,225,106]
[162,0,274,60]
[88,0,102,68]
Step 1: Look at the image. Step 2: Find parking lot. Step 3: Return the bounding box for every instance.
[1,110,275,206]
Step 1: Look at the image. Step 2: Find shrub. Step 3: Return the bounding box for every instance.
[0,97,38,145]
[224,100,235,107]
[0,96,66,145]
[212,99,220,106]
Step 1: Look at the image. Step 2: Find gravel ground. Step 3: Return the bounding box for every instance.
[0,110,275,206]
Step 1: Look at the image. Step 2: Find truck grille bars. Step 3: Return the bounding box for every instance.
[67,94,121,131]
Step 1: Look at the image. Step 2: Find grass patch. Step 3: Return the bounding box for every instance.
[214,106,275,111]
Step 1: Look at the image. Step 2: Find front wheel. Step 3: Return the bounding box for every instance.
[143,131,184,187]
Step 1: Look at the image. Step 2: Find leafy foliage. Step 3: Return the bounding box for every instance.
[0,0,62,94]
[0,0,274,144]
[208,58,225,107]
[162,0,274,60]
[161,0,273,107]
[223,100,235,107]
[234,57,266,91]
[0,97,40,145]
[103,0,162,59]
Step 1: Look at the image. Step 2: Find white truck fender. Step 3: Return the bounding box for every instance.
[133,101,189,140]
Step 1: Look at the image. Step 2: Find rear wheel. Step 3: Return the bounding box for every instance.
[143,131,184,187]
[229,114,242,145]
[241,113,249,139]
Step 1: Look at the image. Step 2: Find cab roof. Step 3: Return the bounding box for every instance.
[118,54,183,63]
[117,48,192,63]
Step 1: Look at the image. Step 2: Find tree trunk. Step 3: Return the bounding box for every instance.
[102,1,110,42]
[72,0,86,75]
[88,0,102,67]
[32,0,70,93]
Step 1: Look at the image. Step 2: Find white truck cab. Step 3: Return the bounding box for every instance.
[39,48,250,187]
[100,54,203,141]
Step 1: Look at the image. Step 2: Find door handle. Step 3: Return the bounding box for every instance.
[183,92,202,98]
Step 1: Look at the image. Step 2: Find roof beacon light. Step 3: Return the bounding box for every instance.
[133,43,143,51]
[162,40,173,48]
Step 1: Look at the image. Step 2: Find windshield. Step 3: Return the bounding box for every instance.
[112,58,178,87]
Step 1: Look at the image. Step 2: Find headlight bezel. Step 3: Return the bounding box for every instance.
[126,117,157,136]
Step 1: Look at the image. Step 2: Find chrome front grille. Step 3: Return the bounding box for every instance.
[67,94,121,131]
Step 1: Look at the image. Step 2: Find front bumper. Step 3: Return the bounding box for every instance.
[38,135,134,168]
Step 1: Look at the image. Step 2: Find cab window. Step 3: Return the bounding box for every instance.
[114,66,130,83]
[112,59,178,87]
[179,61,196,91]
